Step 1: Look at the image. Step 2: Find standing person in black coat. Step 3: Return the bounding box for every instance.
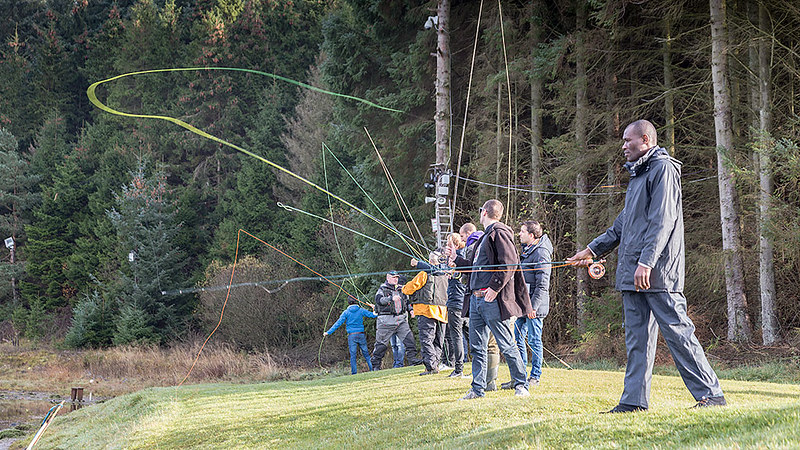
[444,233,468,378]
[568,120,725,412]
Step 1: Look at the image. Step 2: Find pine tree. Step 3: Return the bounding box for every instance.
[107,158,189,344]
[23,155,89,310]
[64,290,115,348]
[0,128,39,306]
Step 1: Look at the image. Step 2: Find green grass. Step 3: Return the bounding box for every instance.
[32,364,800,449]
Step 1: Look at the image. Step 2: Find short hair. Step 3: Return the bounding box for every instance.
[482,199,503,220]
[521,220,543,238]
[627,120,658,147]
[459,223,477,234]
[347,295,358,305]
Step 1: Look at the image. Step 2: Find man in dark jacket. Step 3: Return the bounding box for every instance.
[503,220,552,389]
[453,199,533,399]
[568,119,725,412]
[371,271,422,369]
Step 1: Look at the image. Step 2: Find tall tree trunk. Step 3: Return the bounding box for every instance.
[575,0,589,331]
[496,82,502,199]
[434,0,451,168]
[604,30,619,279]
[757,1,778,345]
[663,18,676,156]
[710,0,753,342]
[530,3,543,214]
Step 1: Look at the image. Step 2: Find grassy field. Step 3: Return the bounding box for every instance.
[30,364,800,449]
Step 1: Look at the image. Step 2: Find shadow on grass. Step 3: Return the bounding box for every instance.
[724,387,800,400]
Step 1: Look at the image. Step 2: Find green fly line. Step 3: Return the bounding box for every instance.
[86,67,410,244]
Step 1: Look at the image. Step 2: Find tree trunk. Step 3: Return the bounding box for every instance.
[663,18,675,156]
[604,30,619,278]
[757,1,778,345]
[710,0,753,342]
[530,4,543,214]
[434,0,451,169]
[575,0,588,331]
[496,82,502,199]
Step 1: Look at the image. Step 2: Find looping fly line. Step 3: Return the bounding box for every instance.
[87,67,412,248]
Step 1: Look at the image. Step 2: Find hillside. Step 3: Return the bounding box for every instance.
[32,365,800,448]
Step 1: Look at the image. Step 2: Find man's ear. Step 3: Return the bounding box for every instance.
[642,133,650,146]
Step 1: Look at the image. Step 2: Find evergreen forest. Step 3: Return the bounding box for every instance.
[1,0,799,357]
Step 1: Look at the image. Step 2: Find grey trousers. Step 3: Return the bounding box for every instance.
[371,315,419,369]
[620,291,723,408]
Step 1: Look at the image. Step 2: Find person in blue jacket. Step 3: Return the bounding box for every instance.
[324,295,378,374]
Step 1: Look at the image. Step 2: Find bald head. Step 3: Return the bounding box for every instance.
[626,120,657,148]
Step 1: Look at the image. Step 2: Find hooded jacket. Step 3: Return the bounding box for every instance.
[588,147,684,292]
[404,260,448,307]
[326,304,377,335]
[521,233,552,318]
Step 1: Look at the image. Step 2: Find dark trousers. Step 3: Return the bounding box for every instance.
[447,306,466,372]
[418,315,445,371]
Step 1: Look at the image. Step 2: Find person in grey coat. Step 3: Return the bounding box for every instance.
[568,119,725,412]
[504,220,551,389]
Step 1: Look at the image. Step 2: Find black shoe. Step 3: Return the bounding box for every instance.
[419,368,439,376]
[447,370,464,378]
[409,359,424,366]
[693,395,726,408]
[602,403,647,414]
[500,380,515,390]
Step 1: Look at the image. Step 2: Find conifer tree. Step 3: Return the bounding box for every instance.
[107,158,188,344]
[0,128,38,305]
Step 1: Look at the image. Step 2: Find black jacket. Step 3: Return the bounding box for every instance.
[374,282,411,315]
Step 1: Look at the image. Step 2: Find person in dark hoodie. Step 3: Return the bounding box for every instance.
[324,295,377,374]
[452,199,533,399]
[502,220,552,389]
[444,233,468,378]
[451,222,502,390]
[568,119,725,412]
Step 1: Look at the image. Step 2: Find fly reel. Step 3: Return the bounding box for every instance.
[588,262,606,279]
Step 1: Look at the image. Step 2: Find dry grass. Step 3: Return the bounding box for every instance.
[0,341,314,397]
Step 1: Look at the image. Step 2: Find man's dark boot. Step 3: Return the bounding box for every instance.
[602,403,647,414]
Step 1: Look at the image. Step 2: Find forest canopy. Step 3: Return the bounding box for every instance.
[1,0,798,354]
